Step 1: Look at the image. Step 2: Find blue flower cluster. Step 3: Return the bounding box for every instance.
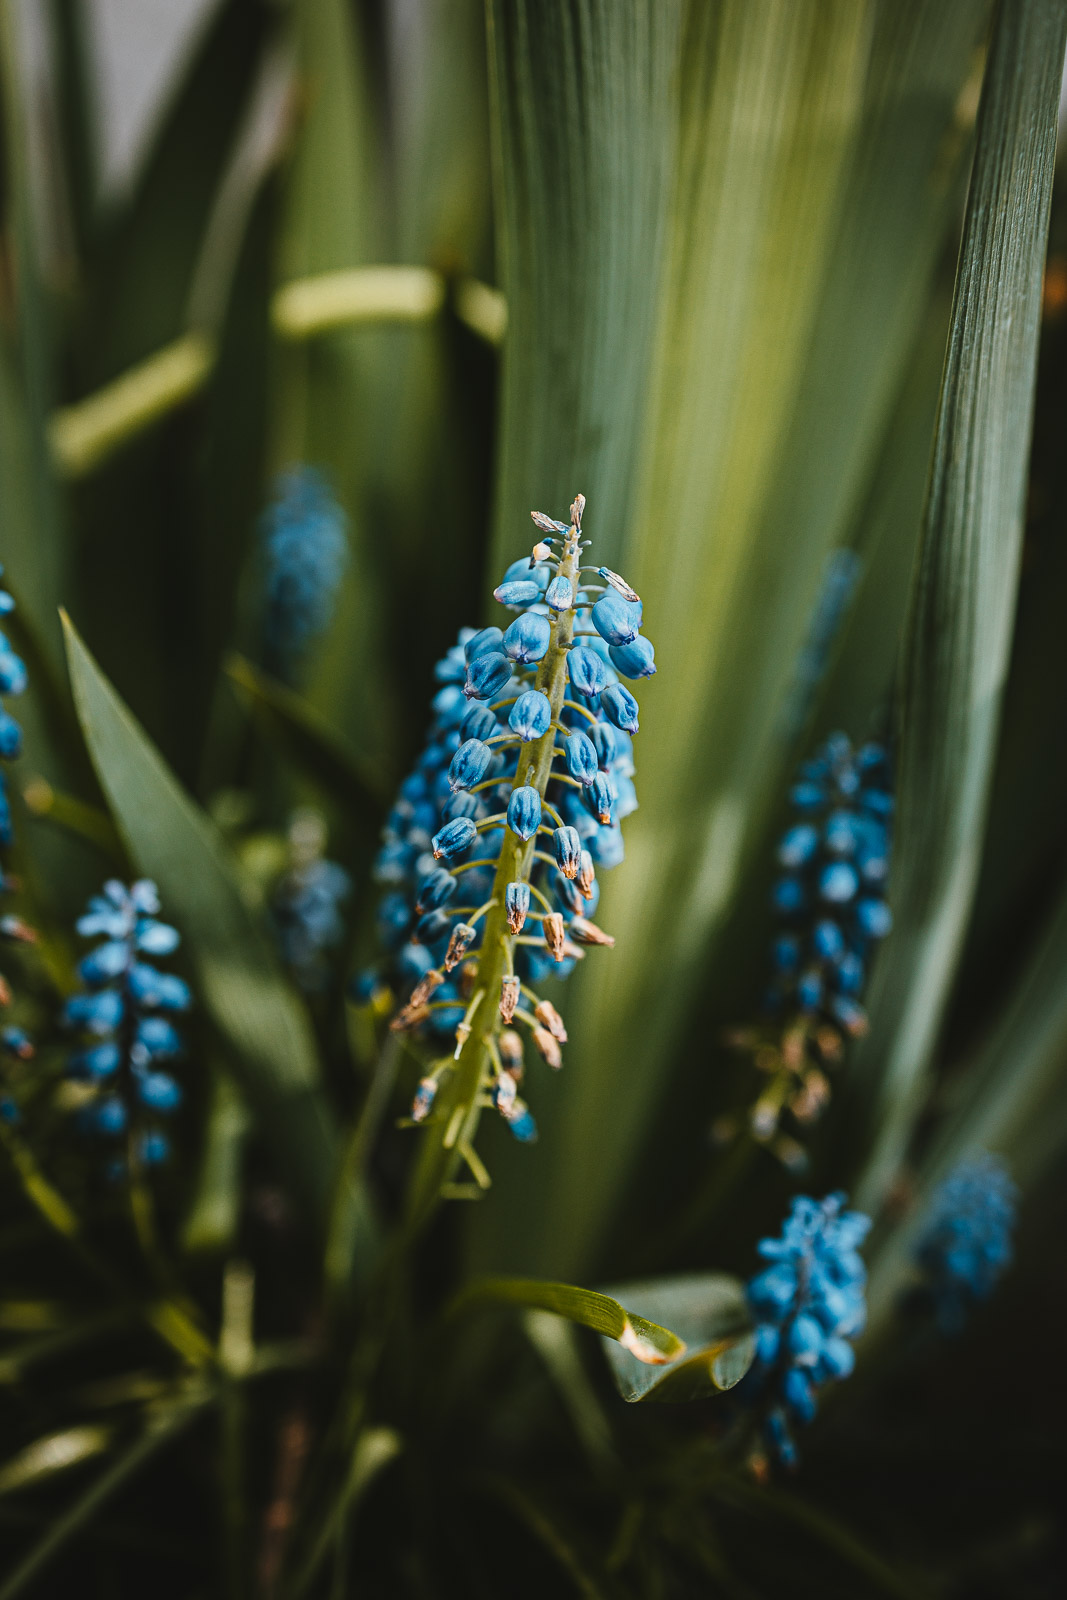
[261,467,348,680]
[271,809,351,990]
[744,1191,870,1467]
[63,880,190,1166]
[364,501,651,1139]
[770,733,893,1036]
[913,1153,1017,1334]
[0,567,28,846]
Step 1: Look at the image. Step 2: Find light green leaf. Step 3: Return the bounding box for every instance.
[61,613,339,1224]
[853,0,1067,1211]
[450,1276,687,1365]
[597,1274,755,1403]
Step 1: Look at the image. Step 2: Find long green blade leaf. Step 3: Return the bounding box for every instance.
[597,1273,755,1402]
[450,1276,687,1364]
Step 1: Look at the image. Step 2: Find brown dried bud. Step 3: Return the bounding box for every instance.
[444,923,476,972]
[561,940,585,962]
[789,1069,830,1124]
[543,912,567,961]
[531,510,561,534]
[0,975,11,1008]
[534,999,567,1043]
[531,540,552,562]
[494,1070,518,1113]
[781,1024,806,1072]
[500,976,520,1023]
[498,1029,524,1071]
[814,1025,844,1063]
[409,968,444,1009]
[459,960,479,997]
[453,1020,472,1055]
[570,492,586,527]
[577,852,596,899]
[771,1134,809,1174]
[598,566,640,605]
[390,1003,430,1033]
[532,1026,562,1070]
[0,916,37,946]
[506,895,528,934]
[568,917,614,948]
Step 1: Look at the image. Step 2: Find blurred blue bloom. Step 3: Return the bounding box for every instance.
[0,567,27,848]
[272,810,351,990]
[261,467,348,680]
[64,880,190,1167]
[913,1153,1018,1333]
[743,1191,870,1467]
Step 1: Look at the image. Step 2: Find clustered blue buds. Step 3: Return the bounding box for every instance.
[770,733,893,1037]
[362,497,650,1142]
[261,467,348,681]
[912,1153,1017,1334]
[63,880,191,1166]
[0,567,28,846]
[271,809,351,991]
[743,1191,870,1467]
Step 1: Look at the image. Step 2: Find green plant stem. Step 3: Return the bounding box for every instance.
[323,1032,400,1301]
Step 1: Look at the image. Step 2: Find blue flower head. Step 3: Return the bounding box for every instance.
[742,1191,870,1467]
[271,809,351,991]
[64,880,190,1168]
[358,496,652,1143]
[913,1153,1017,1334]
[0,567,28,849]
[261,467,348,680]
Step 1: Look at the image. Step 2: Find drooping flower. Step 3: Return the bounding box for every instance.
[271,809,351,991]
[741,1191,870,1468]
[63,880,190,1167]
[261,467,348,681]
[912,1153,1017,1334]
[359,496,651,1147]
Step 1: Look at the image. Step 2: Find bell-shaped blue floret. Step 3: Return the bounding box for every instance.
[136,920,180,956]
[79,941,130,985]
[415,908,452,945]
[139,1130,170,1165]
[773,934,800,972]
[509,690,552,742]
[94,1097,128,1135]
[136,1017,182,1059]
[137,1071,182,1112]
[64,989,125,1034]
[787,1313,825,1366]
[464,626,503,663]
[494,579,541,606]
[824,809,859,856]
[812,919,844,960]
[552,826,582,877]
[545,575,573,611]
[591,591,641,646]
[432,816,478,860]
[591,721,617,767]
[772,877,805,914]
[778,824,818,869]
[506,1106,538,1142]
[855,898,892,938]
[505,881,530,930]
[796,969,823,1010]
[72,1042,122,1079]
[833,951,864,994]
[0,710,22,759]
[448,738,493,792]
[464,651,512,701]
[584,772,615,826]
[819,862,858,903]
[397,942,433,981]
[608,637,656,679]
[747,1263,798,1319]
[783,1367,817,1423]
[507,785,542,841]
[415,869,458,913]
[0,650,27,697]
[600,683,639,733]
[460,702,498,742]
[565,730,598,785]
[127,965,192,1011]
[567,646,611,697]
[503,612,551,664]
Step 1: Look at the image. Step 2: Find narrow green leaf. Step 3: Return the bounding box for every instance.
[597,1274,754,1403]
[61,613,339,1224]
[181,1069,251,1256]
[0,1426,112,1496]
[450,1276,687,1366]
[853,0,1067,1211]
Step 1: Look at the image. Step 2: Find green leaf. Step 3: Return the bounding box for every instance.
[61,613,340,1225]
[450,1276,687,1365]
[852,0,1067,1212]
[597,1274,755,1403]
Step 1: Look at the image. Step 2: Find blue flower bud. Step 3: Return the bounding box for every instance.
[431,816,478,860]
[748,1264,798,1317]
[834,952,864,994]
[464,651,512,701]
[0,710,22,759]
[398,942,434,981]
[796,970,823,1010]
[137,1071,182,1112]
[778,824,818,869]
[139,1130,170,1165]
[415,869,458,913]
[415,908,452,945]
[565,731,598,785]
[0,650,27,696]
[502,557,549,590]
[773,934,800,971]
[460,703,498,742]
[787,1313,825,1366]
[819,1335,855,1379]
[591,721,617,767]
[608,636,656,679]
[136,1017,182,1058]
[855,898,892,938]
[64,989,125,1033]
[136,920,180,956]
[509,690,552,742]
[507,785,542,841]
[442,791,480,821]
[545,575,573,611]
[829,995,866,1035]
[464,625,504,662]
[505,880,531,932]
[600,683,639,733]
[494,579,541,606]
[584,773,615,826]
[783,1367,817,1423]
[772,877,805,914]
[591,591,641,646]
[812,918,844,960]
[552,826,582,878]
[72,1042,122,1079]
[448,737,493,792]
[94,1097,128,1136]
[503,612,551,664]
[824,809,860,856]
[78,941,130,984]
[819,862,859,903]
[505,1104,538,1142]
[790,781,826,810]
[567,645,611,697]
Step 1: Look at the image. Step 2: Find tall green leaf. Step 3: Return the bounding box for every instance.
[853,0,1067,1212]
[62,615,340,1225]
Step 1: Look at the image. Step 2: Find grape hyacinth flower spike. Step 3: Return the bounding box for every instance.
[912,1153,1018,1334]
[740,1191,870,1469]
[718,733,894,1168]
[271,809,351,991]
[63,880,191,1167]
[363,494,652,1172]
[0,568,36,1080]
[261,466,348,682]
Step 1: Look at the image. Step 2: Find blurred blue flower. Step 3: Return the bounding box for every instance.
[913,1153,1018,1333]
[0,567,27,849]
[271,810,351,991]
[742,1191,870,1467]
[261,467,348,680]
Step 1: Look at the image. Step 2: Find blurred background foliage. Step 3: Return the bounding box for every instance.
[0,0,1066,1594]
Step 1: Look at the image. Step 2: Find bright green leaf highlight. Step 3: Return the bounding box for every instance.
[598,1273,755,1403]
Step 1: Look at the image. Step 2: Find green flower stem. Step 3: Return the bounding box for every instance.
[406,526,581,1227]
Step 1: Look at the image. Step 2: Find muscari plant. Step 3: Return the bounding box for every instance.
[0,0,1062,1595]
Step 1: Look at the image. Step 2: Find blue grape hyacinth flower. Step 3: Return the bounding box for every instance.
[742,1191,870,1468]
[360,495,650,1145]
[271,809,351,991]
[261,467,348,680]
[913,1153,1018,1334]
[64,880,190,1166]
[0,567,28,848]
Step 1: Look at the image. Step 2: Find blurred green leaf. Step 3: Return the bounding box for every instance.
[451,1276,687,1365]
[597,1274,754,1403]
[853,0,1067,1212]
[61,613,339,1225]
[0,1426,112,1496]
[181,1069,251,1256]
